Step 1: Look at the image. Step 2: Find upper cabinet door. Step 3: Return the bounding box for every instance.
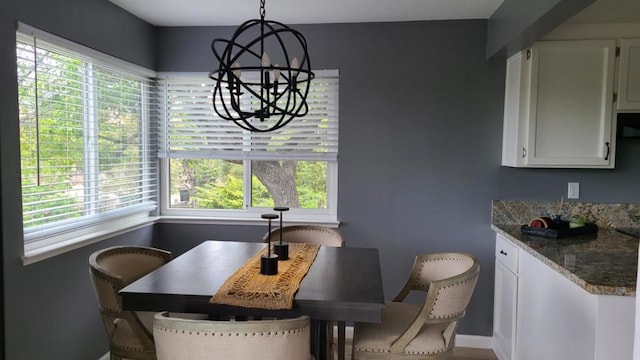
[617,39,640,111]
[525,40,616,167]
[501,40,618,168]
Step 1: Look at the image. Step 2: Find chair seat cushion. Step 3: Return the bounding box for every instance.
[353,302,450,356]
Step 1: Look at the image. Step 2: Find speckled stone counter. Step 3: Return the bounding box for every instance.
[492,224,638,296]
[492,200,640,297]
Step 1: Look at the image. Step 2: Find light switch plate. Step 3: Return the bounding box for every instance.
[568,182,580,199]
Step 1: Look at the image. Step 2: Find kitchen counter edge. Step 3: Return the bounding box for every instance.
[491,224,636,297]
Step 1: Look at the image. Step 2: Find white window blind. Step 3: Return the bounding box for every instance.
[16,24,157,243]
[157,71,339,161]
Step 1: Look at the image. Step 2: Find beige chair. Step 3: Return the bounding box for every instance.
[352,253,480,360]
[262,225,346,360]
[89,246,172,360]
[153,312,312,360]
[263,225,346,247]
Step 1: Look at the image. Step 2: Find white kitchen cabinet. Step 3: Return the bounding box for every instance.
[493,235,518,360]
[493,233,635,360]
[501,40,617,168]
[515,245,597,360]
[617,39,640,110]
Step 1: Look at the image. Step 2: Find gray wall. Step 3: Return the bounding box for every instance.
[155,16,640,340]
[496,139,640,203]
[0,1,156,359]
[154,20,506,336]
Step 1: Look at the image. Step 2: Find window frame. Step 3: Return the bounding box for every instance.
[16,23,158,264]
[156,71,339,225]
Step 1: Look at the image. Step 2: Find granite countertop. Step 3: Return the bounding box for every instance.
[492,224,639,296]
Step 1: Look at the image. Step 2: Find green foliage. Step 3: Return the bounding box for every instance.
[192,169,244,209]
[17,41,148,229]
[171,159,245,209]
[251,176,274,208]
[296,161,327,208]
[169,158,327,210]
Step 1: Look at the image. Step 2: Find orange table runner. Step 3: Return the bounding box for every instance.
[210,243,321,310]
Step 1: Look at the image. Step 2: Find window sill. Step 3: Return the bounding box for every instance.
[22,216,159,266]
[156,215,340,228]
[22,215,339,265]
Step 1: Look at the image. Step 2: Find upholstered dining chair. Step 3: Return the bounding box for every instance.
[153,312,313,360]
[89,245,172,360]
[262,225,346,360]
[351,252,480,360]
[262,225,346,248]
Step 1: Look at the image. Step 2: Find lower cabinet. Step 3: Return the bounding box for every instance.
[493,234,635,360]
[493,235,518,360]
[493,261,517,360]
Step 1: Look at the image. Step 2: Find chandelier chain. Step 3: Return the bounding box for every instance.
[260,0,266,19]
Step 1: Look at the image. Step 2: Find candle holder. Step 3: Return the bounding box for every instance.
[273,207,290,261]
[260,213,279,275]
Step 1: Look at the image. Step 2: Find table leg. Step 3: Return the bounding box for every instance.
[338,321,346,360]
[311,319,328,360]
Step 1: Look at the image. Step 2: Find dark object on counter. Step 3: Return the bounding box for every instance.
[614,227,640,238]
[521,222,598,238]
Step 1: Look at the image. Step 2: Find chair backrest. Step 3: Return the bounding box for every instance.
[262,225,345,247]
[414,253,479,321]
[153,313,312,360]
[388,252,480,354]
[89,246,171,314]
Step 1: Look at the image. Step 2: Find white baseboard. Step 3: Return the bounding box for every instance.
[455,334,494,349]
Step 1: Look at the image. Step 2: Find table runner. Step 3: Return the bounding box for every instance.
[210,243,321,310]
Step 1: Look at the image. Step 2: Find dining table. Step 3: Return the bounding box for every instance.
[120,240,385,359]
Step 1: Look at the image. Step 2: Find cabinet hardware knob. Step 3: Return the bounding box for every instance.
[522,147,526,159]
[605,142,610,161]
[500,250,507,256]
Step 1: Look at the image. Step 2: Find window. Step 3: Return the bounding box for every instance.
[157,71,339,223]
[16,24,157,258]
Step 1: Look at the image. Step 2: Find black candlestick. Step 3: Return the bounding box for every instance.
[260,213,279,275]
[273,207,290,260]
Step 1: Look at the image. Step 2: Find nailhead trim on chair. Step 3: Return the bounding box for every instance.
[283,228,338,236]
[154,327,308,336]
[430,276,476,319]
[355,347,448,355]
[97,248,169,262]
[93,247,170,307]
[414,256,473,290]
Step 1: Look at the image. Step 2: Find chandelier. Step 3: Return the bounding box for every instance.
[209,0,314,132]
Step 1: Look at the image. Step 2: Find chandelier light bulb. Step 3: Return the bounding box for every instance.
[261,52,270,67]
[273,65,280,81]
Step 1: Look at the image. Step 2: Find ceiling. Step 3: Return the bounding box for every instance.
[567,0,640,23]
[108,0,506,26]
[110,0,640,27]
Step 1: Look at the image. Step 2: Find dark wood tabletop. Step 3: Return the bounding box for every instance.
[120,240,385,323]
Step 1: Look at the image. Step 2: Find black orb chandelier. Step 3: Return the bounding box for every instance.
[209,0,314,132]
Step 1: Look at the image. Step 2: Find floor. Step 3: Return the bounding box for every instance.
[450,347,498,360]
[339,346,497,360]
